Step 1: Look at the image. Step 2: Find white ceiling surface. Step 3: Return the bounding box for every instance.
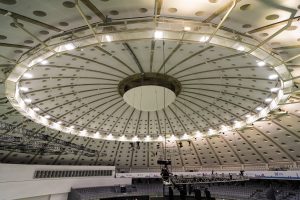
[19,41,278,137]
[0,0,299,168]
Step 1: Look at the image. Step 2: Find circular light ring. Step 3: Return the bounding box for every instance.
[5,20,293,142]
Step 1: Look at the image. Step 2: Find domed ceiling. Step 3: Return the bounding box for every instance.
[0,0,299,169]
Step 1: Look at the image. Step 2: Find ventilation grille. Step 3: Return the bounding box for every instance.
[34,170,113,179]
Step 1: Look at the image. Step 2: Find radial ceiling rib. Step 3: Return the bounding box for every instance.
[149,40,156,72]
[155,111,162,136]
[129,146,135,168]
[253,126,296,162]
[171,103,204,131]
[106,106,131,133]
[190,141,203,166]
[248,16,300,34]
[22,76,119,82]
[182,91,253,112]
[37,65,125,79]
[0,43,31,49]
[147,112,150,135]
[271,119,300,140]
[0,54,16,63]
[171,53,243,76]
[205,137,222,165]
[176,65,265,80]
[154,0,163,17]
[166,46,213,74]
[234,130,268,163]
[178,95,240,120]
[80,0,106,21]
[175,140,185,167]
[203,0,242,23]
[94,46,136,73]
[121,109,136,135]
[30,88,107,105]
[24,84,117,95]
[219,135,244,164]
[123,43,144,73]
[94,140,107,165]
[168,106,188,133]
[37,91,117,115]
[183,83,270,93]
[157,34,185,73]
[185,87,262,103]
[274,45,300,51]
[113,141,122,166]
[83,102,126,130]
[180,76,273,82]
[174,99,213,128]
[134,111,142,136]
[64,54,130,76]
[70,98,124,128]
[57,95,121,123]
[162,109,175,135]
[146,142,150,167]
[0,8,61,32]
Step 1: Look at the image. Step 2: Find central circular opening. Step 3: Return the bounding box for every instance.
[123,85,176,111]
[118,73,181,112]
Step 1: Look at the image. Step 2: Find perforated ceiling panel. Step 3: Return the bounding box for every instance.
[0,0,299,170]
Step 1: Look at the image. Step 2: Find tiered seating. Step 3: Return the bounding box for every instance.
[73,179,300,200]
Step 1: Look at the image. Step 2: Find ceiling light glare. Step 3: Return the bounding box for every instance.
[95,132,101,139]
[57,121,62,124]
[157,135,164,141]
[80,129,87,136]
[105,35,112,42]
[268,74,278,80]
[145,135,151,141]
[132,136,138,141]
[257,61,266,67]
[245,114,251,118]
[23,73,33,78]
[44,115,51,119]
[154,31,163,39]
[208,129,215,136]
[182,133,189,139]
[40,60,49,65]
[24,98,31,103]
[256,107,263,111]
[19,87,29,92]
[265,98,272,103]
[33,107,40,112]
[184,26,191,31]
[199,36,209,42]
[234,121,241,129]
[64,43,75,50]
[237,46,245,51]
[195,131,202,138]
[119,135,126,141]
[107,133,113,140]
[221,125,229,132]
[170,134,176,141]
[270,87,279,92]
